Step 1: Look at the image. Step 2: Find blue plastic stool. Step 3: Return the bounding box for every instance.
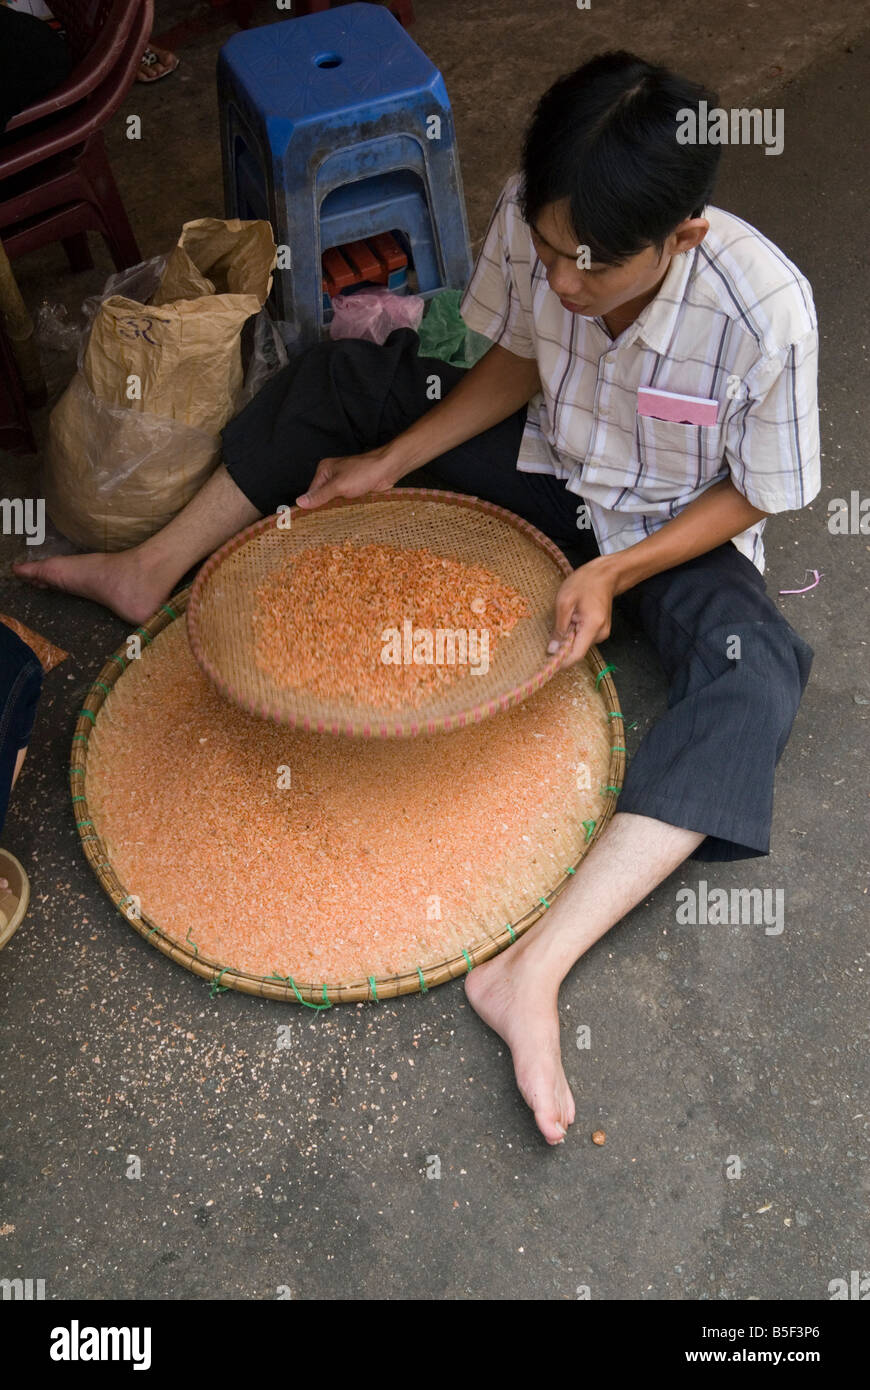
[218,2,473,344]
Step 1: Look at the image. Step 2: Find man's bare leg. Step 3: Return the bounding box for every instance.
[12,464,261,624]
[465,811,704,1145]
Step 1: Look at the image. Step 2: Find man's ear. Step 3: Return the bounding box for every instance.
[669,217,710,256]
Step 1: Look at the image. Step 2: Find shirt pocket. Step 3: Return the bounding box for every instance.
[635,414,723,493]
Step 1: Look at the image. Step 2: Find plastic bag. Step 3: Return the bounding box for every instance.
[35,301,82,355]
[416,288,492,368]
[43,219,281,552]
[329,286,424,345]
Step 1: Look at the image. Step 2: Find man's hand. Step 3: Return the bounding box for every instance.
[548,557,620,667]
[546,479,771,666]
[296,444,401,510]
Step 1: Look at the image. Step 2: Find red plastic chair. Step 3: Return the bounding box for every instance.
[0,0,154,273]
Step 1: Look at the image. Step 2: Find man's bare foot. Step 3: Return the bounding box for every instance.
[12,549,168,625]
[465,946,575,1145]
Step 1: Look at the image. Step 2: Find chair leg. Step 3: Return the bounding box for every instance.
[62,232,94,272]
[0,319,37,454]
[389,0,415,25]
[75,133,142,272]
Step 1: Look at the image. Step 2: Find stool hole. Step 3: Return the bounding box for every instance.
[314,52,343,69]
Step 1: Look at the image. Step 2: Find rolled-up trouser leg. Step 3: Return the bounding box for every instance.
[615,543,813,862]
[0,625,42,838]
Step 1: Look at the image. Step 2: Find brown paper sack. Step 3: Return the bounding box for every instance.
[44,219,276,551]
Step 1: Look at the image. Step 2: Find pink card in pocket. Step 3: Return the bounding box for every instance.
[637,386,719,426]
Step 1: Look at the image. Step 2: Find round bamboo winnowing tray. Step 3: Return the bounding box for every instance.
[186,489,575,737]
[71,591,625,1005]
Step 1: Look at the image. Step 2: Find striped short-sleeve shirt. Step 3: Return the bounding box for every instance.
[459,173,821,572]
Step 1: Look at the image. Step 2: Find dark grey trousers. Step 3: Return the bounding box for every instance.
[222,328,813,862]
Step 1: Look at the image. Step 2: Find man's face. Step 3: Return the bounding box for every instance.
[529,198,704,321]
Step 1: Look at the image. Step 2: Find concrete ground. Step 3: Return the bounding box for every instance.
[1,1,868,1300]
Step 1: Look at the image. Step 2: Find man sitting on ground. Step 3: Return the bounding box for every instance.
[16,52,819,1144]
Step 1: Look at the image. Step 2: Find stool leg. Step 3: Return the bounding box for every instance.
[423,142,474,291]
[62,233,93,273]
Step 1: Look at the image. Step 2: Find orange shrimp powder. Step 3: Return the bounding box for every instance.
[86,618,612,986]
[252,541,530,710]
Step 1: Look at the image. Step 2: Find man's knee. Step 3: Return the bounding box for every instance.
[636,551,813,723]
[704,611,812,765]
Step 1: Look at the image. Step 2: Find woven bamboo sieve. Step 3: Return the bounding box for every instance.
[71,590,626,1004]
[186,488,580,737]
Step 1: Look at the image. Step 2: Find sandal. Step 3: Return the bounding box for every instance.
[137,45,180,84]
[0,849,30,951]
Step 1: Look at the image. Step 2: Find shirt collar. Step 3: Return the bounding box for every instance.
[620,247,696,354]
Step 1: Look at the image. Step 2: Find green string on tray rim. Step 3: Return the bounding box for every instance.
[210,967,231,998]
[594,664,617,689]
[582,819,596,843]
[416,966,429,994]
[270,971,330,1011]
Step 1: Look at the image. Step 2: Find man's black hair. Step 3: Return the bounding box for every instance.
[520,51,721,265]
